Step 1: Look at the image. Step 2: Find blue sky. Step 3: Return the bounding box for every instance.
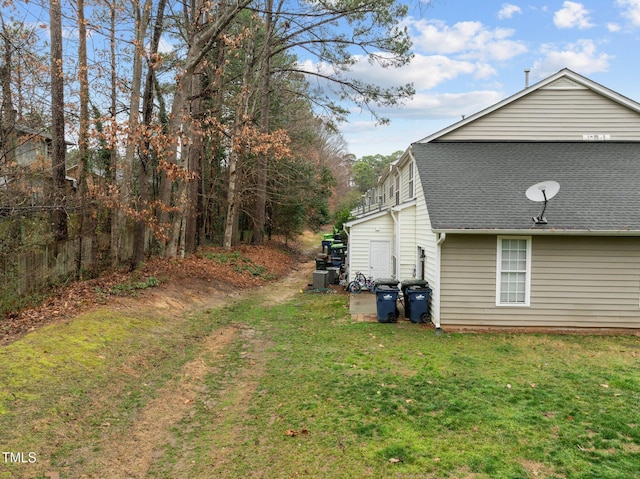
[337,0,640,158]
[6,1,640,160]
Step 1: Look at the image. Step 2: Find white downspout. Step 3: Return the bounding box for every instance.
[434,232,446,332]
[389,208,399,279]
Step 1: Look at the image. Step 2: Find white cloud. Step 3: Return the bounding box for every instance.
[340,120,378,134]
[341,90,506,156]
[406,18,527,62]
[297,58,336,77]
[554,1,594,29]
[396,90,505,119]
[351,90,504,122]
[300,53,498,93]
[498,4,522,20]
[607,22,622,32]
[359,53,497,90]
[534,39,613,76]
[617,0,640,25]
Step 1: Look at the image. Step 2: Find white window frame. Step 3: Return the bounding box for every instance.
[408,162,414,199]
[394,174,400,205]
[496,236,531,307]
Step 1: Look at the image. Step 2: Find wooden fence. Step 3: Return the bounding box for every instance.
[0,231,135,300]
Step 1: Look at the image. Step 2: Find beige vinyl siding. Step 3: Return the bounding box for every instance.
[440,234,640,328]
[412,172,439,321]
[346,213,394,283]
[440,86,640,141]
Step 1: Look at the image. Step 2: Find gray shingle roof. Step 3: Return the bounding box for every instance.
[412,141,640,232]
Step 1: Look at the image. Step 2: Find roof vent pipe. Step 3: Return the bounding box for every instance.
[524,69,531,88]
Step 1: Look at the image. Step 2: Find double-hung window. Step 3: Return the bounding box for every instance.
[395,174,400,205]
[496,236,531,306]
[408,162,414,199]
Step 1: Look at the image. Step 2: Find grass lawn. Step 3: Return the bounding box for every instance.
[1,291,639,478]
[158,295,640,478]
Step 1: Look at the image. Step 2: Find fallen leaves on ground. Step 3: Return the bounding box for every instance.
[1,241,298,344]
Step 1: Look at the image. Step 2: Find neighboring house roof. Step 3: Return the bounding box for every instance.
[15,125,54,141]
[418,68,640,143]
[412,141,640,233]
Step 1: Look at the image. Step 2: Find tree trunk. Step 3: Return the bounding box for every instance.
[162,77,189,256]
[115,0,151,266]
[133,0,167,269]
[77,0,94,273]
[252,0,274,245]
[1,23,16,173]
[185,70,203,254]
[160,0,252,256]
[223,31,255,250]
[50,0,68,242]
[205,43,226,246]
[109,0,119,264]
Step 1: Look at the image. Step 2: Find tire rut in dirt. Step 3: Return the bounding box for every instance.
[88,325,239,479]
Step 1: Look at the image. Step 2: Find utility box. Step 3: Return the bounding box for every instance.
[326,267,339,285]
[313,270,329,289]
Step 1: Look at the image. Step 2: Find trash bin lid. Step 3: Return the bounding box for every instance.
[401,279,429,288]
[406,285,431,292]
[375,284,397,292]
[375,278,398,287]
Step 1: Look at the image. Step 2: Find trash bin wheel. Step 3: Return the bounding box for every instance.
[387,312,397,323]
[420,313,431,324]
[348,281,361,294]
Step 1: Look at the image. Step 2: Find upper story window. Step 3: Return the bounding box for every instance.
[496,236,531,306]
[408,162,414,199]
[395,174,400,205]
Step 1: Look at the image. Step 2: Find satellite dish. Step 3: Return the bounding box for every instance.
[525,180,560,225]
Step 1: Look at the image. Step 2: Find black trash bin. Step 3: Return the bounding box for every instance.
[401,280,431,323]
[374,281,400,323]
[315,253,328,271]
[330,243,346,267]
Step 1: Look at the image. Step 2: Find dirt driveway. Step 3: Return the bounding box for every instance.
[1,234,333,479]
[86,255,317,478]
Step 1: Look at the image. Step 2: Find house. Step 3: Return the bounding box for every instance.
[0,125,75,201]
[345,68,640,330]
